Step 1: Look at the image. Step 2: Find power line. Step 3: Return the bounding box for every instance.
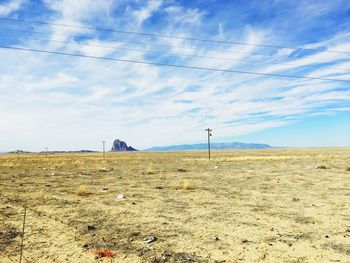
[1,44,350,83]
[1,34,349,72]
[1,17,350,55]
[1,27,348,65]
[0,27,291,58]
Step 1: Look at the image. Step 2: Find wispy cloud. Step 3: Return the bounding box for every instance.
[0,0,349,150]
[0,0,24,16]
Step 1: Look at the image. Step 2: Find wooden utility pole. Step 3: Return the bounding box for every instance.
[45,147,48,158]
[205,128,212,159]
[102,141,106,158]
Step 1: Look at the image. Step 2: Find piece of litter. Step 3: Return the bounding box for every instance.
[144,235,157,244]
[94,249,113,258]
[116,194,126,199]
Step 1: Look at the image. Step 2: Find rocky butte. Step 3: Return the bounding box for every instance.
[111,139,137,152]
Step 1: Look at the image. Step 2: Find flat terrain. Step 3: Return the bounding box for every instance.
[1,148,350,263]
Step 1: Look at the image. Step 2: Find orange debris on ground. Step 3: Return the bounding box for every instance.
[93,249,114,258]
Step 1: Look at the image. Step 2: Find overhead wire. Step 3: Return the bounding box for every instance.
[1,17,350,55]
[1,45,350,83]
[0,27,348,66]
[0,34,349,72]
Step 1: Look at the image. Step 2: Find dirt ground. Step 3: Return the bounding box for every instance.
[0,148,350,263]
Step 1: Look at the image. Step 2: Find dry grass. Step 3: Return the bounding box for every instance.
[75,185,88,196]
[181,180,192,190]
[1,148,350,262]
[146,162,155,174]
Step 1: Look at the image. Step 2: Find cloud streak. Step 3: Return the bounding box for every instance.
[0,0,349,151]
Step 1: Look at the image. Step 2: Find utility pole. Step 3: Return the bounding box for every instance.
[45,147,48,158]
[205,128,212,159]
[102,141,106,158]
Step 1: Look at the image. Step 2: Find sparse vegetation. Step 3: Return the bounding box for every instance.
[146,163,155,174]
[181,180,192,190]
[1,148,350,262]
[317,165,327,169]
[75,185,88,196]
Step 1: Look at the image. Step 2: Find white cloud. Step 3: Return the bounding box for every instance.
[0,1,350,151]
[132,0,163,28]
[0,0,23,15]
[164,4,205,26]
[44,0,115,22]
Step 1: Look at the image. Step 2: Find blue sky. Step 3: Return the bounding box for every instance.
[0,0,350,151]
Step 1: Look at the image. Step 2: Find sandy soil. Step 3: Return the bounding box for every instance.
[1,148,350,262]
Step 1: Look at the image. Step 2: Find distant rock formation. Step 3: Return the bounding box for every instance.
[111,139,137,152]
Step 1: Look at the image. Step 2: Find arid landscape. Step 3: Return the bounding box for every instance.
[1,148,350,262]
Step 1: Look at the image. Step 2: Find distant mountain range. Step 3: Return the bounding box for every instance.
[145,142,273,151]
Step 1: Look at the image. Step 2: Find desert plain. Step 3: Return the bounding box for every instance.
[0,148,350,262]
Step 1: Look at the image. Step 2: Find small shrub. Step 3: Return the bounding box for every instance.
[76,185,87,196]
[146,163,155,174]
[181,180,192,190]
[346,167,350,172]
[316,165,327,169]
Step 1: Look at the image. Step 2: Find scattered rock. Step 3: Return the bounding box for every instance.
[292,197,300,202]
[317,165,327,169]
[214,166,218,169]
[100,167,109,172]
[101,187,109,192]
[177,168,187,172]
[116,194,126,199]
[87,225,97,231]
[161,252,173,261]
[173,253,197,262]
[0,225,19,251]
[144,235,157,244]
